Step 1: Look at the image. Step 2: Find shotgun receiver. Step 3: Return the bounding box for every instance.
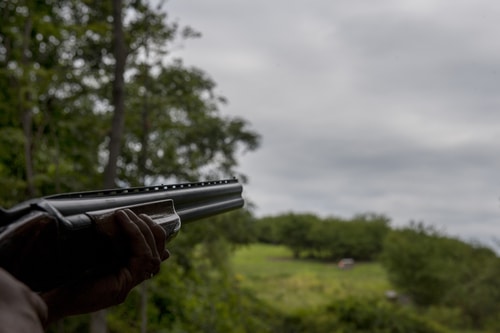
[0,178,244,291]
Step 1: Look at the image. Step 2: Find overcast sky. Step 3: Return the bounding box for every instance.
[166,0,500,247]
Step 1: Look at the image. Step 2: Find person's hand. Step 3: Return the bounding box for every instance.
[40,209,170,325]
[0,268,47,333]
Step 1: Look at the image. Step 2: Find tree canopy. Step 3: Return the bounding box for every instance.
[1,1,261,332]
[0,0,260,207]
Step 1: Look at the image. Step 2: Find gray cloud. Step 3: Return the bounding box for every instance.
[168,0,500,248]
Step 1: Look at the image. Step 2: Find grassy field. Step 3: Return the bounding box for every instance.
[230,244,487,333]
[230,243,392,313]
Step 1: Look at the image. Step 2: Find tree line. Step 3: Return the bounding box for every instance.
[252,213,500,331]
[253,212,391,261]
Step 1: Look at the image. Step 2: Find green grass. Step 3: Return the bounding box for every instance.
[230,244,488,333]
[230,243,392,313]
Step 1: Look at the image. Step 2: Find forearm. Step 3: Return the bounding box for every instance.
[0,268,47,333]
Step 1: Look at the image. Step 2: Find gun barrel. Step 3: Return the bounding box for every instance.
[176,197,244,223]
[0,178,244,292]
[45,178,243,221]
[0,179,244,227]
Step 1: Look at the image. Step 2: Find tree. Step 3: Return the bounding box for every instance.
[380,222,498,316]
[122,61,259,185]
[102,0,126,188]
[2,1,261,332]
[381,223,457,305]
[0,0,106,207]
[277,213,321,258]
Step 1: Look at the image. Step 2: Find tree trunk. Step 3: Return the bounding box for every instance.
[21,109,35,198]
[138,84,150,185]
[90,0,126,332]
[21,14,35,198]
[138,45,151,185]
[140,282,148,333]
[138,37,152,332]
[89,311,107,333]
[103,0,127,189]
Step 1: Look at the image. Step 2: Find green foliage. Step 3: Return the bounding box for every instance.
[277,213,321,258]
[271,298,450,333]
[232,244,452,333]
[46,315,90,333]
[380,223,452,305]
[423,306,471,331]
[1,0,262,331]
[380,222,499,329]
[447,256,500,328]
[305,297,450,333]
[103,216,278,333]
[0,0,261,205]
[252,214,290,244]
[122,62,260,185]
[251,217,500,331]
[0,0,113,202]
[254,212,390,261]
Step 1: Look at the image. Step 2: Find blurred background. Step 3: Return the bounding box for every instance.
[1,0,500,332]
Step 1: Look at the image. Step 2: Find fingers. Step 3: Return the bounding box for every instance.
[138,213,170,261]
[122,210,161,266]
[115,210,157,284]
[114,209,168,283]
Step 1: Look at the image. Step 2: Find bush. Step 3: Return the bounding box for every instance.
[380,223,453,305]
[380,222,500,329]
[423,306,471,330]
[278,297,450,333]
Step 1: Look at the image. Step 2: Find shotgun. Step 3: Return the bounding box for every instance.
[0,178,244,291]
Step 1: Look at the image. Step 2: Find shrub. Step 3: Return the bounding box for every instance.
[380,222,500,329]
[277,297,450,333]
